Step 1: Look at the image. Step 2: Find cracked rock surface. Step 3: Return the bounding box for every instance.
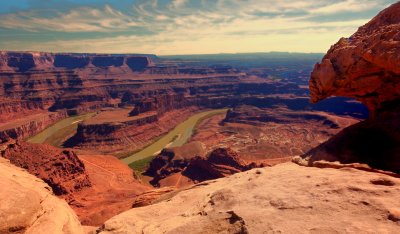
[99,163,400,233]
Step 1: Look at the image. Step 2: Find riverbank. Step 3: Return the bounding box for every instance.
[122,109,228,168]
[27,113,96,147]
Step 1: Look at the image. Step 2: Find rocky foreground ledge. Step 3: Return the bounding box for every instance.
[99,163,400,233]
[0,157,83,234]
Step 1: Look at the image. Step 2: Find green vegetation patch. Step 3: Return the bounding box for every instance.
[128,156,156,173]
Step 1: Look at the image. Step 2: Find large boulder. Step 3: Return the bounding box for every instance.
[0,157,83,234]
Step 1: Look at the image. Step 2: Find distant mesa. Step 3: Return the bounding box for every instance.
[0,51,154,72]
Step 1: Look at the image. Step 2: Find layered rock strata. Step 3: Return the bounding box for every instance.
[0,111,67,141]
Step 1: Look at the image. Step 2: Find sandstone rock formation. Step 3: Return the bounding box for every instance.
[145,143,259,187]
[1,141,91,196]
[1,140,153,226]
[100,163,400,233]
[303,2,400,173]
[0,157,83,234]
[310,2,400,115]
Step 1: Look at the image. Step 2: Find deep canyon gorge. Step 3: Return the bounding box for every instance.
[1,2,400,233]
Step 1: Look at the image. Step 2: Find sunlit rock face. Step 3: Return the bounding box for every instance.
[304,2,400,173]
[310,2,400,115]
[0,157,84,234]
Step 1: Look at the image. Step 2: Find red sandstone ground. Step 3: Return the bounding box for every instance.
[0,140,154,226]
[71,154,151,225]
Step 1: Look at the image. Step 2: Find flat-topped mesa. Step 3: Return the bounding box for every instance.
[310,2,400,116]
[0,51,155,72]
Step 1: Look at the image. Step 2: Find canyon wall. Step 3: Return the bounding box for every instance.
[1,141,91,196]
[0,49,368,150]
[0,111,68,142]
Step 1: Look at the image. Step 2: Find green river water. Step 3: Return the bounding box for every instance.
[121,109,228,165]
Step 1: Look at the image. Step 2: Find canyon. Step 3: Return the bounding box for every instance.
[1,2,400,233]
[0,49,369,229]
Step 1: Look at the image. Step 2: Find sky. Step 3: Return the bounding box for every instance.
[0,0,397,55]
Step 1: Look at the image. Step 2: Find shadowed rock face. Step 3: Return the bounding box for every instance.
[303,104,400,173]
[304,2,400,173]
[6,52,36,72]
[54,54,90,69]
[310,2,400,115]
[0,52,154,71]
[92,56,124,67]
[126,56,151,72]
[145,143,259,187]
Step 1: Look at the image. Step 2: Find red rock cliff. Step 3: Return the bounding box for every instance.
[303,2,400,173]
[310,2,400,115]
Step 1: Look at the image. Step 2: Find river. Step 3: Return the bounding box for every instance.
[121,109,228,165]
[27,112,96,146]
[27,109,228,167]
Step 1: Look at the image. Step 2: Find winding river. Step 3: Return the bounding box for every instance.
[27,109,228,166]
[27,112,96,146]
[121,109,228,165]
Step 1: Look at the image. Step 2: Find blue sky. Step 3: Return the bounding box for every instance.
[0,0,397,55]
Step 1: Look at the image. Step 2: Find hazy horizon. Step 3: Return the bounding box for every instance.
[0,0,397,55]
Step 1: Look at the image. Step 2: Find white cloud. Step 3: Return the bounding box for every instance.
[170,0,188,9]
[310,0,380,14]
[0,5,139,32]
[0,0,396,54]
